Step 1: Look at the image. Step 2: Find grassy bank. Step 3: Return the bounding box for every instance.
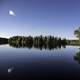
[67,40,80,46]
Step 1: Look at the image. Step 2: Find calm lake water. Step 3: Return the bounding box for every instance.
[0,44,80,80]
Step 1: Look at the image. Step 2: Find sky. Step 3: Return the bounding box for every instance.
[0,0,80,39]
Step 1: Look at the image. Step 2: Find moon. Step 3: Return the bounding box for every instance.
[9,10,16,16]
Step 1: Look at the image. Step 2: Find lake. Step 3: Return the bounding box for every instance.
[0,44,80,80]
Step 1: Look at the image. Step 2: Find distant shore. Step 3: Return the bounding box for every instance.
[0,36,80,46]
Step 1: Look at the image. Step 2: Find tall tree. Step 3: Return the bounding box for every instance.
[74,27,80,44]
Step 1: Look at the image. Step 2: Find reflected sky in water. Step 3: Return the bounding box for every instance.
[0,45,80,80]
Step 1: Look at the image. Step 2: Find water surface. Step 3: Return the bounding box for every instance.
[0,45,80,80]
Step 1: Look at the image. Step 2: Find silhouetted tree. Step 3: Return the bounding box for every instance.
[74,27,80,44]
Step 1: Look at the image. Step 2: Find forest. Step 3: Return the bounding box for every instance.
[0,33,80,49]
[8,35,67,49]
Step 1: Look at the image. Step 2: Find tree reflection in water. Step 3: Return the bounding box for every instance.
[9,43,66,50]
[74,50,80,64]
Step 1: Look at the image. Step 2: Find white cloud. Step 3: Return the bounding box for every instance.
[9,10,16,16]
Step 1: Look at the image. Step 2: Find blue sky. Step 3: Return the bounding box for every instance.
[0,0,80,39]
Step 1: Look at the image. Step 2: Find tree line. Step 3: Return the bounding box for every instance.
[8,35,67,49]
[0,37,8,44]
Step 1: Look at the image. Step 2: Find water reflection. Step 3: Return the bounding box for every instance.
[74,50,80,64]
[9,43,66,50]
[8,65,14,74]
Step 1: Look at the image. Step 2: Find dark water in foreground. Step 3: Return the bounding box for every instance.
[0,45,80,80]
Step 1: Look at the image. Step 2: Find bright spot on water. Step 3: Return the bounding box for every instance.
[8,67,14,73]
